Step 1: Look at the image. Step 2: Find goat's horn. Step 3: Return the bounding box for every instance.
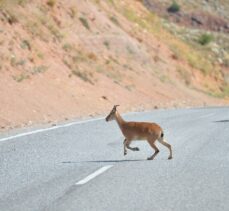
[113,105,120,109]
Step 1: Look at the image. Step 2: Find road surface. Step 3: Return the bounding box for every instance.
[0,107,229,211]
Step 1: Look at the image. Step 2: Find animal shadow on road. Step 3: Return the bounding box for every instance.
[62,159,144,164]
[214,120,229,123]
[84,159,145,163]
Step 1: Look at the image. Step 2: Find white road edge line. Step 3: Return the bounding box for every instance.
[0,117,104,143]
[199,113,215,118]
[75,165,113,185]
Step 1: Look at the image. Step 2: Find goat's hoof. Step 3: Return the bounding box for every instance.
[124,152,127,156]
[147,157,153,160]
[134,147,140,151]
[168,156,173,160]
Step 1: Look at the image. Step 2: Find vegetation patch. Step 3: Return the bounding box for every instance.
[46,0,56,8]
[37,52,44,59]
[117,2,221,77]
[10,56,27,67]
[109,16,120,26]
[26,21,48,42]
[103,40,110,49]
[207,84,229,98]
[20,40,31,50]
[69,7,77,19]
[198,34,213,46]
[159,75,172,84]
[62,43,73,52]
[107,0,115,5]
[176,66,191,86]
[126,45,135,55]
[71,70,94,84]
[31,65,48,75]
[0,0,28,7]
[13,73,29,82]
[34,13,63,41]
[167,1,180,13]
[46,22,63,41]
[221,85,229,98]
[1,9,18,25]
[79,17,90,30]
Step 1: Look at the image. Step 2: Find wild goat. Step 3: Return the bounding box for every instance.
[105,105,172,160]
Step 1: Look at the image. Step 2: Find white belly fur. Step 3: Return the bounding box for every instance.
[132,136,147,141]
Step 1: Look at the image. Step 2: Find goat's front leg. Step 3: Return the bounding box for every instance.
[123,139,127,156]
[123,139,139,156]
[126,140,139,151]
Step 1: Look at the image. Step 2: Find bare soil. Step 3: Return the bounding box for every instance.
[0,0,228,131]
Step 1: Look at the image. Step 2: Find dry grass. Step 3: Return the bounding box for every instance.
[71,70,94,85]
[46,0,56,8]
[0,0,28,7]
[12,73,29,82]
[176,65,191,86]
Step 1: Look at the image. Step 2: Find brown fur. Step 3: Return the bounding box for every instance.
[106,105,173,160]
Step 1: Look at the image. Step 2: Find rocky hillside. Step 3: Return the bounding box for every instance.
[144,0,229,80]
[0,0,228,130]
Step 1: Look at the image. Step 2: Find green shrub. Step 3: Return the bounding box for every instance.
[110,16,120,26]
[79,17,90,30]
[20,40,31,50]
[103,40,110,49]
[198,34,213,45]
[62,43,72,52]
[168,1,180,13]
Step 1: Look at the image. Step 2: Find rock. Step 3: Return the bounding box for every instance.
[218,58,223,64]
[101,96,108,100]
[191,16,202,25]
[224,24,229,29]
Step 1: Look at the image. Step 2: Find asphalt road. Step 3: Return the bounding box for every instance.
[0,107,229,211]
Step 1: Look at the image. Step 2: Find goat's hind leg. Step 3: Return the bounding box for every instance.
[147,139,159,160]
[157,137,173,159]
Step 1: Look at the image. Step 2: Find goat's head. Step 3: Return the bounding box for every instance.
[105,105,119,122]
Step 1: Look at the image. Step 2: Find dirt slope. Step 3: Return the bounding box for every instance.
[0,0,228,131]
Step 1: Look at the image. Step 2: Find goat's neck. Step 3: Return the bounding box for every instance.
[115,111,126,130]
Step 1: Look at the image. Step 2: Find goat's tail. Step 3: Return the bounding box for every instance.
[160,131,164,138]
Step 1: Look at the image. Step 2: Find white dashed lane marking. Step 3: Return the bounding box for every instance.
[75,165,113,185]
